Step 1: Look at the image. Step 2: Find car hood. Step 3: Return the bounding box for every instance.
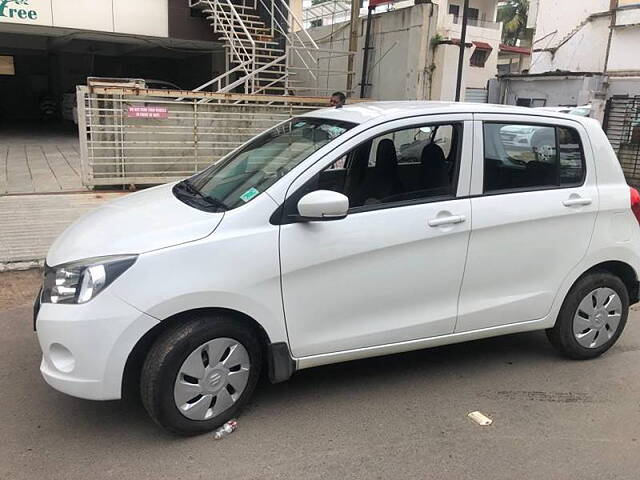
[46,183,224,266]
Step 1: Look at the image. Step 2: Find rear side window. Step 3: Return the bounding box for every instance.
[483,123,586,193]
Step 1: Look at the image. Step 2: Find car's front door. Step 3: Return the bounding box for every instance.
[278,115,474,358]
[455,115,599,333]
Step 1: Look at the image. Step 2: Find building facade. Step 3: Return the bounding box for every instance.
[0,0,227,123]
[299,0,502,101]
[431,0,502,102]
[496,0,640,120]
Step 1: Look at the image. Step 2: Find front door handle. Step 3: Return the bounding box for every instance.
[428,215,466,227]
[563,197,592,207]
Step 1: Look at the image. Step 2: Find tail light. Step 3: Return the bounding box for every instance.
[631,187,640,225]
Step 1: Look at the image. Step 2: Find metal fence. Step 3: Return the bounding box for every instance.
[603,95,640,187]
[77,84,329,187]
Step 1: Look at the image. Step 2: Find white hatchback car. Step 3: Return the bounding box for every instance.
[35,102,640,435]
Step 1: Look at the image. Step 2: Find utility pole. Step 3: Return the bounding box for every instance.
[346,0,361,96]
[360,4,374,98]
[454,0,470,102]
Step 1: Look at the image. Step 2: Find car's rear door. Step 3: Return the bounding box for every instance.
[455,114,599,333]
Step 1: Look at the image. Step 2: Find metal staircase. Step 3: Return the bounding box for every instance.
[189,0,326,96]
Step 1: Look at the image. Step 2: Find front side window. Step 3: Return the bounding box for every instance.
[175,117,355,211]
[311,123,461,210]
[483,122,586,193]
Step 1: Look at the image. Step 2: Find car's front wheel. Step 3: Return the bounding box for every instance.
[547,271,629,359]
[141,314,262,435]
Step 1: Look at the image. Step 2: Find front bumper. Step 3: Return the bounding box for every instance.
[36,290,158,400]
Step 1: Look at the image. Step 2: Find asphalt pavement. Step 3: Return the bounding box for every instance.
[2,271,640,480]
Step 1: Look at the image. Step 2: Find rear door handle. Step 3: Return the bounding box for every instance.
[563,198,592,207]
[428,215,466,227]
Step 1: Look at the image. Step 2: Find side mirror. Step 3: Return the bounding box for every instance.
[296,190,349,221]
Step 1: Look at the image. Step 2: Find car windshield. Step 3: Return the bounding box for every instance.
[173,117,355,212]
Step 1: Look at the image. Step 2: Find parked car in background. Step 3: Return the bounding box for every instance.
[34,102,640,435]
[569,105,592,117]
[535,106,574,114]
[499,124,539,149]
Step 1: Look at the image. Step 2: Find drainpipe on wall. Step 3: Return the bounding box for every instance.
[346,0,361,96]
[360,4,374,98]
[592,0,617,124]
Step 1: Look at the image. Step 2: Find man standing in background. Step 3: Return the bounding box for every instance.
[330,92,346,108]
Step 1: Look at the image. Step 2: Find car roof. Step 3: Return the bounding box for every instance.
[301,101,593,127]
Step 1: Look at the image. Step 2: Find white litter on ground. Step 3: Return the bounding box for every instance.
[468,411,493,426]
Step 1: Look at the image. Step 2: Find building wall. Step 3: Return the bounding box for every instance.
[435,0,499,26]
[530,15,610,74]
[433,0,501,99]
[530,0,609,74]
[293,3,438,100]
[0,0,169,37]
[500,75,605,107]
[608,26,640,73]
[296,1,500,101]
[531,0,609,49]
[168,0,215,41]
[431,44,470,101]
[530,0,640,76]
[608,78,640,97]
[498,51,531,74]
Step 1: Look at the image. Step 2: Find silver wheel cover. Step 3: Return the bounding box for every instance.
[173,337,251,420]
[573,288,623,349]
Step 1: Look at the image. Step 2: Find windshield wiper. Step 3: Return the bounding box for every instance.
[175,179,228,212]
[179,178,206,198]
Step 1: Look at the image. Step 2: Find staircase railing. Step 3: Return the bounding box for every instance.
[207,0,256,91]
[208,54,287,97]
[189,0,353,96]
[257,0,319,80]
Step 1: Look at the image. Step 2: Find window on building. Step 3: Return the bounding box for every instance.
[516,98,546,108]
[470,48,490,67]
[0,56,15,76]
[310,19,323,27]
[467,7,480,25]
[451,5,480,24]
[498,63,511,75]
[483,123,586,193]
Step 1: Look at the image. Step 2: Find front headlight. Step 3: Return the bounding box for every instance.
[42,255,137,304]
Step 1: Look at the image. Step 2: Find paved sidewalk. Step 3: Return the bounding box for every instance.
[0,192,124,267]
[0,124,86,195]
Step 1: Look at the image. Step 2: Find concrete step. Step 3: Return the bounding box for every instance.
[201,7,262,19]
[206,15,265,27]
[234,53,285,60]
[224,45,284,54]
[192,1,257,13]
[222,37,280,46]
[213,22,271,33]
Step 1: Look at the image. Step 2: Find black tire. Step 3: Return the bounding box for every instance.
[547,271,629,360]
[141,314,262,436]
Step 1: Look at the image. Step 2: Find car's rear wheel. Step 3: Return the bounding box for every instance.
[547,272,629,359]
[141,314,262,435]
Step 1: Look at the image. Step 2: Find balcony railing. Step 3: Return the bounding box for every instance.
[450,14,501,30]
